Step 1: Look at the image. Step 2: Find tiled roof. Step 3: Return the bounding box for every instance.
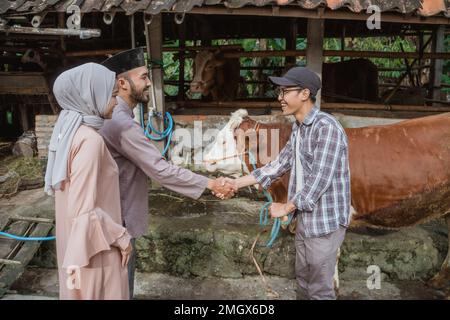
[0,0,448,17]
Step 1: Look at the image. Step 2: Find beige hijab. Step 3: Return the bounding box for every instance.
[44,63,116,196]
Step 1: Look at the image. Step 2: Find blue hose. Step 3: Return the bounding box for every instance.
[249,151,293,248]
[140,104,174,156]
[0,231,55,241]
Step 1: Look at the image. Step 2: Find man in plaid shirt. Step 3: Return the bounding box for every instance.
[229,67,351,300]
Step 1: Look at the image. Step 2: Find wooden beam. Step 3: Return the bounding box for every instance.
[222,49,450,59]
[0,72,49,95]
[65,48,125,57]
[306,18,324,107]
[64,45,244,57]
[174,100,450,113]
[64,47,449,60]
[164,44,243,52]
[188,6,450,25]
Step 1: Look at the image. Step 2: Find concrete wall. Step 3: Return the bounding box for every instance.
[33,114,292,159]
[34,113,405,159]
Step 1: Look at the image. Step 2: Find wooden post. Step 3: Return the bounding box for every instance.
[58,13,67,67]
[254,38,268,97]
[341,25,346,62]
[130,14,136,49]
[130,14,141,124]
[18,105,29,132]
[145,13,165,153]
[285,18,298,66]
[418,31,423,86]
[198,15,212,47]
[178,21,186,101]
[306,18,324,108]
[430,25,445,106]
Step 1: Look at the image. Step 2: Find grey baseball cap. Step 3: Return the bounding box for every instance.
[269,67,321,96]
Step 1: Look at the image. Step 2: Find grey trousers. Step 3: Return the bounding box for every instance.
[128,238,136,299]
[295,217,346,300]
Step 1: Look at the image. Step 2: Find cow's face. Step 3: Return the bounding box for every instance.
[203,109,249,176]
[190,50,224,96]
[21,49,46,69]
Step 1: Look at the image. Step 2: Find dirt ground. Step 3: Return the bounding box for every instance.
[3,266,448,300]
[1,188,449,300]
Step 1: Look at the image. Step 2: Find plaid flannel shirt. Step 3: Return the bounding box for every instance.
[251,106,351,237]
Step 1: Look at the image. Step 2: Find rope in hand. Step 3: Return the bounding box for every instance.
[248,151,293,248]
[247,151,294,299]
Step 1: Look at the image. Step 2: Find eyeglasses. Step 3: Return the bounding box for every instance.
[274,87,303,99]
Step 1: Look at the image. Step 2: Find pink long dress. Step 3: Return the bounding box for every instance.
[54,125,130,300]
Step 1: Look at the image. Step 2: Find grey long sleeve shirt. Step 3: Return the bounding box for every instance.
[99,97,208,237]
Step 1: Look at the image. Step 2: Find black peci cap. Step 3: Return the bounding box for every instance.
[269,67,321,96]
[101,47,146,75]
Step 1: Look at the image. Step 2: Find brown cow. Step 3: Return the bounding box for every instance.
[203,109,450,289]
[190,49,241,101]
[21,49,47,71]
[322,58,379,103]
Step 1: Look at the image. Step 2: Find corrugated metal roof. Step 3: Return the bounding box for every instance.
[0,0,448,17]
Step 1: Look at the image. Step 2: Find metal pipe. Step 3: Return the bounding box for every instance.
[0,25,101,39]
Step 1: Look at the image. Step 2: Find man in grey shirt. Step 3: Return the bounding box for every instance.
[100,48,235,298]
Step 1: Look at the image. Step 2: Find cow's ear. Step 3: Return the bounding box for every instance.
[212,59,225,67]
[212,49,225,67]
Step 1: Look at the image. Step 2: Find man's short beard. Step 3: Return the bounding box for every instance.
[124,76,149,103]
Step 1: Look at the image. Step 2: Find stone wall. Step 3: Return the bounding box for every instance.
[28,189,449,284]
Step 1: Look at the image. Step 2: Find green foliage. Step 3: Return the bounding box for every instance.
[442,36,450,93]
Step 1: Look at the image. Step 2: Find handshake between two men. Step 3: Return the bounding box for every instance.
[206,175,297,221]
[207,177,238,200]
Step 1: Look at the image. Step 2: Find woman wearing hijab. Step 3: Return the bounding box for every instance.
[44,63,132,300]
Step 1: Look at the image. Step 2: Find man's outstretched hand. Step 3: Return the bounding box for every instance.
[207,177,238,200]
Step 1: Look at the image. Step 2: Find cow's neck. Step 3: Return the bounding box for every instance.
[237,119,263,172]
